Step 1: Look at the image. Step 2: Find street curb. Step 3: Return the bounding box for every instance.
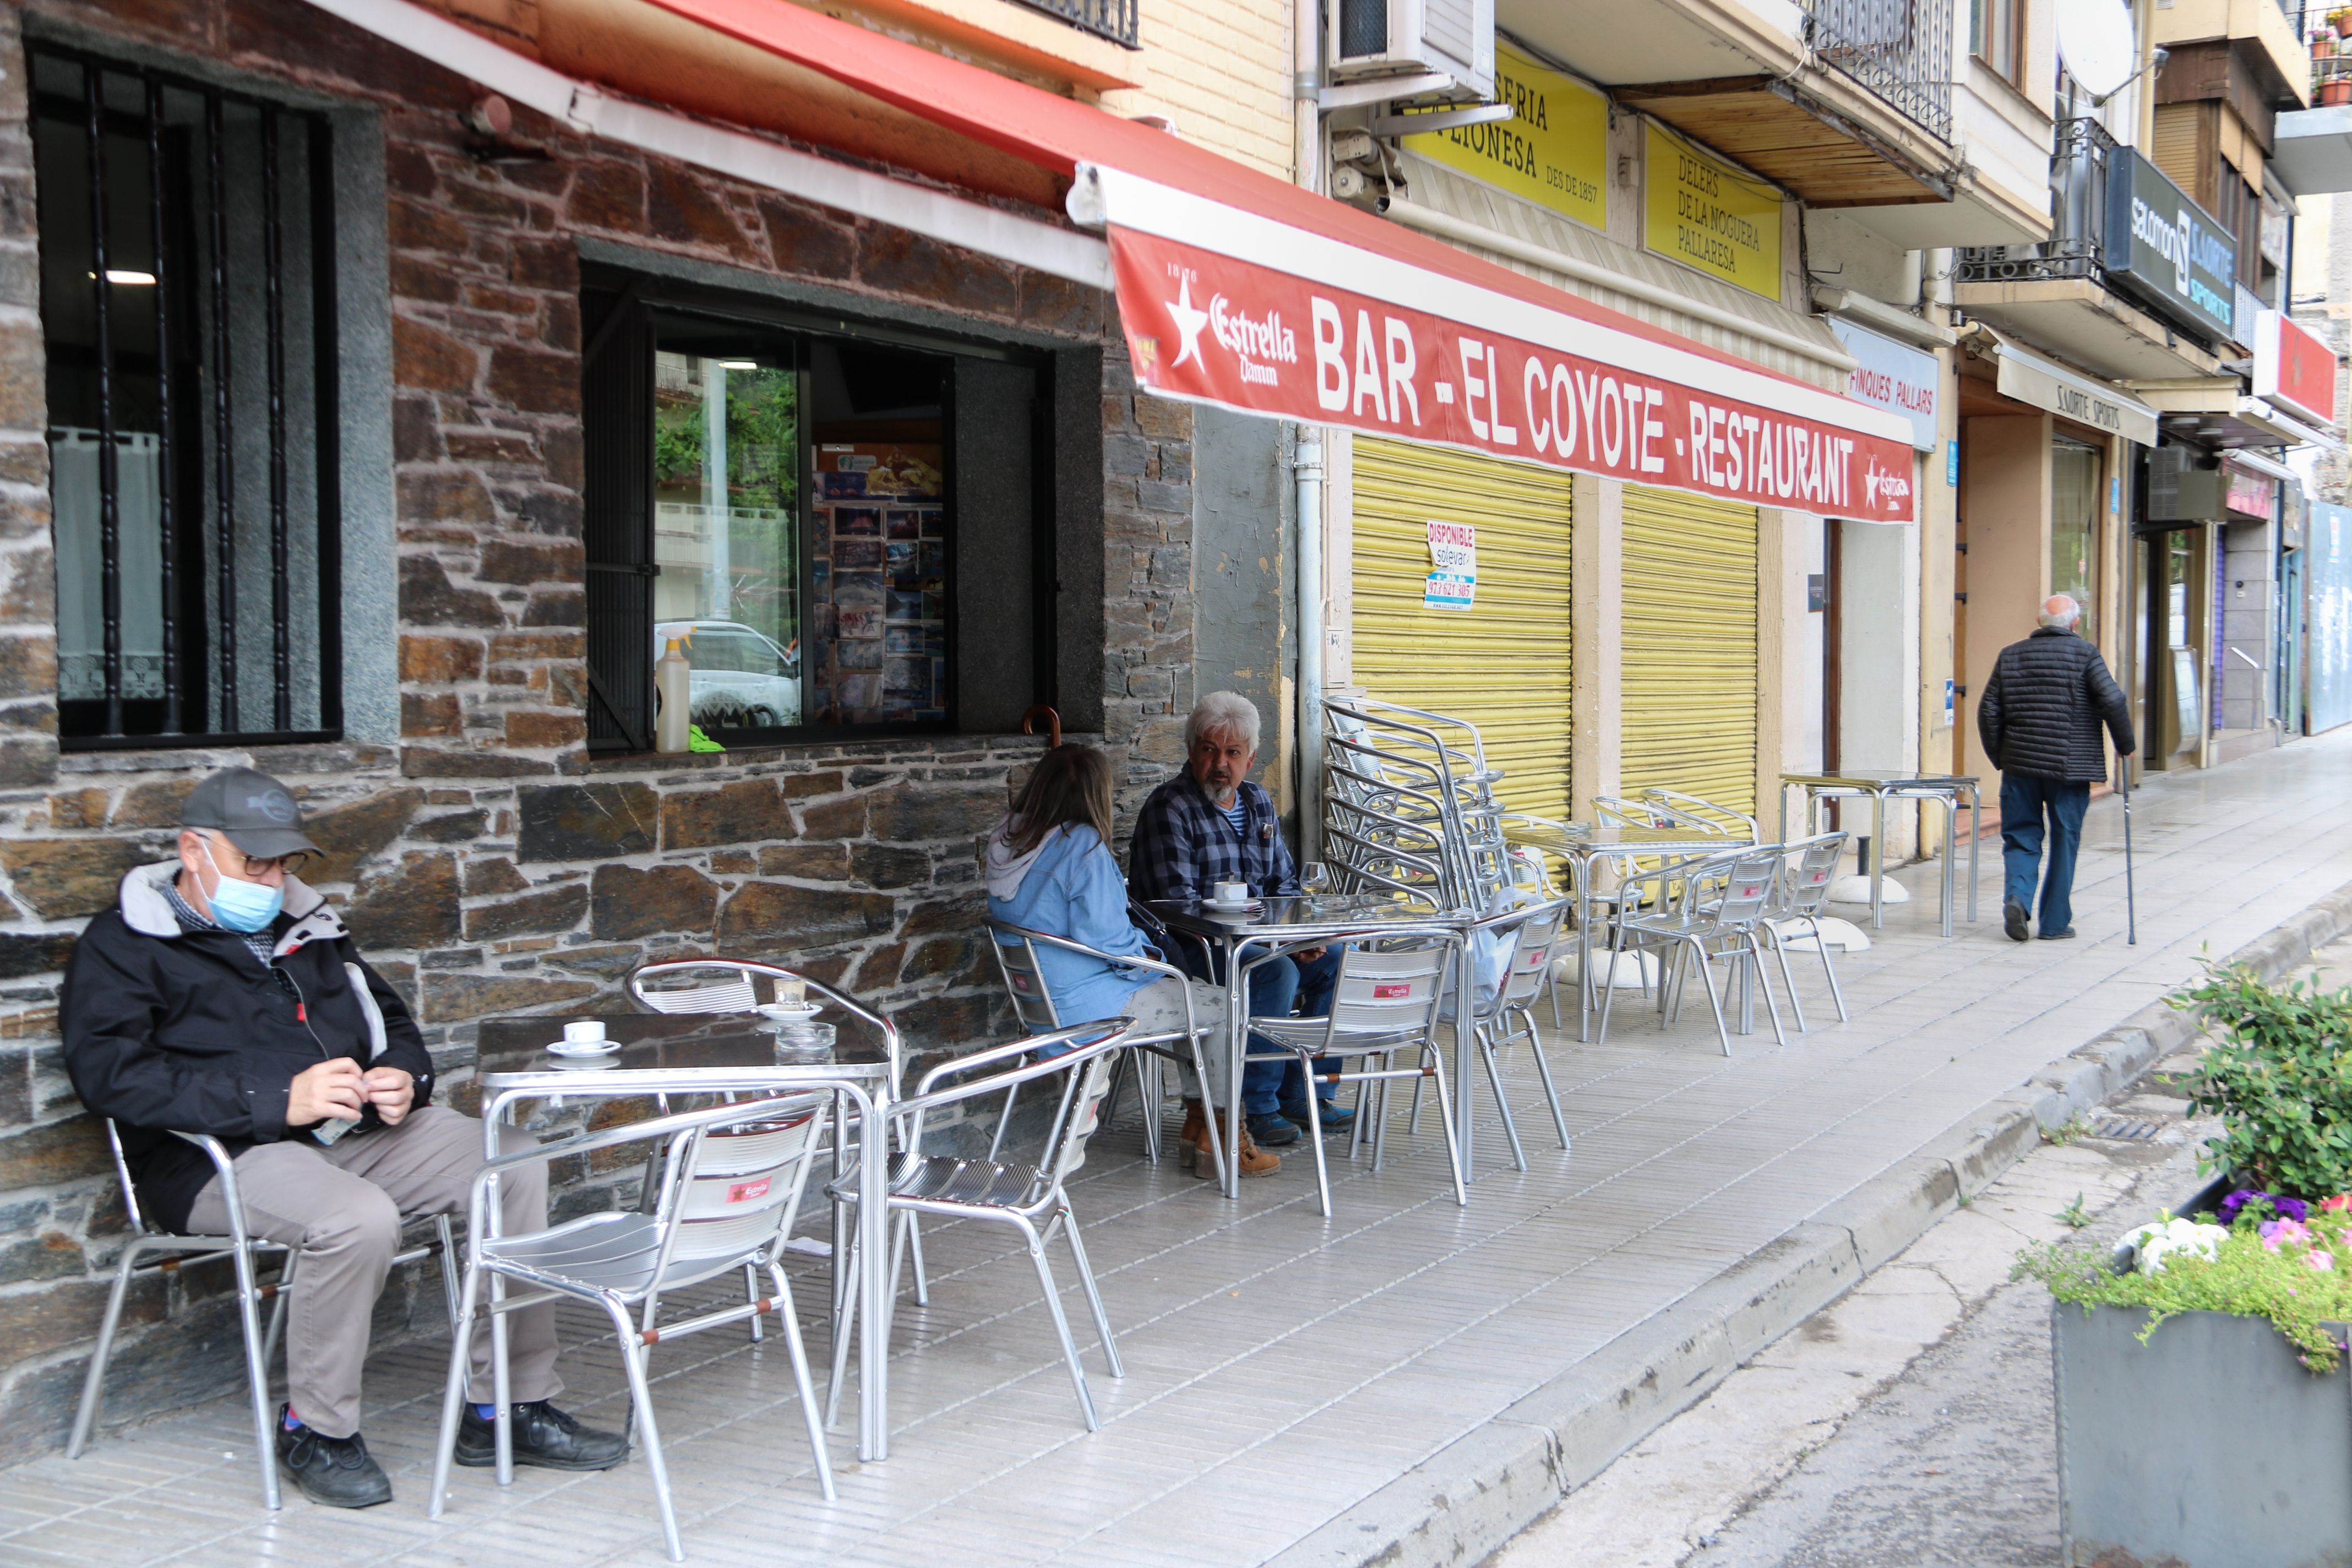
[1268,880,2352,1568]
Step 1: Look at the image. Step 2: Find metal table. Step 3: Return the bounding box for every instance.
[1775,770,1980,935]
[1148,895,1476,1191]
[476,1015,899,1462]
[1499,821,1736,1042]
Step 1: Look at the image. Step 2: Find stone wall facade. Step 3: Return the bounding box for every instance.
[0,0,1201,1460]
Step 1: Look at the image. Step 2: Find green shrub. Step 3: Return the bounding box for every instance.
[2172,962,2352,1199]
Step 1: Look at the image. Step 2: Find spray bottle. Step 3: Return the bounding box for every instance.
[655,636,692,753]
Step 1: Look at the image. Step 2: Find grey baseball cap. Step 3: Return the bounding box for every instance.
[179,767,323,860]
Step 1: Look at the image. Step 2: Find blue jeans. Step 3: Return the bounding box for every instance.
[1242,946,1343,1115]
[2000,774,2089,935]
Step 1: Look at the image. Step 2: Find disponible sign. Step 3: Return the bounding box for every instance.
[1829,320,1939,450]
[1645,125,1782,301]
[1112,230,1916,520]
[2105,148,2237,343]
[1403,43,1607,231]
[2254,310,2338,428]
[1424,519,1477,608]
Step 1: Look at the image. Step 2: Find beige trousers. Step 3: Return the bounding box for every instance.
[1124,974,1237,1107]
[186,1105,559,1439]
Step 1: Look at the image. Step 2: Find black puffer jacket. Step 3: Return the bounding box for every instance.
[1977,627,2136,782]
[62,862,436,1234]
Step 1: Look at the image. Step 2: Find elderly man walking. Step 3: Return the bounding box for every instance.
[1976,594,2136,943]
[1129,692,1348,1156]
[62,767,628,1507]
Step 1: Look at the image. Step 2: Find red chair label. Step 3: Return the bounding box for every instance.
[1373,982,1413,999]
[727,1177,772,1204]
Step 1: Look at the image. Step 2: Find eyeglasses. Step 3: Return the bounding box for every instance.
[200,834,312,878]
[234,850,313,878]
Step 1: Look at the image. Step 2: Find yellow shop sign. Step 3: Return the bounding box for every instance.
[1643,124,1782,300]
[1402,43,1606,231]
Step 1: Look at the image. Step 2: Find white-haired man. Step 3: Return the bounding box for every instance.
[1975,594,2135,942]
[1128,692,1347,1157]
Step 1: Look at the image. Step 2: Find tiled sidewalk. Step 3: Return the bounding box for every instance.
[8,733,2352,1567]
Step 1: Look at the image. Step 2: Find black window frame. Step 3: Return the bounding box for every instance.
[29,40,344,752]
[581,265,1074,753]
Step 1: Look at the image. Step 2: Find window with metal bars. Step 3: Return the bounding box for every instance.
[31,43,341,749]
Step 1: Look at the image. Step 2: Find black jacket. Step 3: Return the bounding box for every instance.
[1977,627,2136,782]
[62,863,436,1234]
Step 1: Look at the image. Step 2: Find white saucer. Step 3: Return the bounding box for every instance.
[1204,899,1262,913]
[755,1002,822,1022]
[546,1039,622,1058]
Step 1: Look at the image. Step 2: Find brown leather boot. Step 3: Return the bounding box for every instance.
[1177,1099,1206,1166]
[1189,1110,1279,1178]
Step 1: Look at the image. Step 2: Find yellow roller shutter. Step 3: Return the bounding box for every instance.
[1349,437,1574,821]
[1621,484,1758,815]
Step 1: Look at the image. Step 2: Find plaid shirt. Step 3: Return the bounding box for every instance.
[1126,771,1300,904]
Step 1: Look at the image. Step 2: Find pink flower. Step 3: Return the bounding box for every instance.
[2263,1218,2314,1251]
[2324,1196,2352,1215]
[2312,1251,2338,1272]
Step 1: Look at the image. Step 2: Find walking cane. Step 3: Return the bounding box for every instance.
[2121,760,2136,946]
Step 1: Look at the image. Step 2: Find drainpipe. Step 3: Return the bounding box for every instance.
[1295,1,1325,863]
[1297,432,1325,864]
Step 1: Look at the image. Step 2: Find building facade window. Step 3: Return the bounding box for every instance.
[31,43,342,748]
[1970,0,2024,87]
[582,267,1073,749]
[2051,434,2101,643]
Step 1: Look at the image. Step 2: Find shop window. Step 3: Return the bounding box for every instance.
[582,266,1099,748]
[2051,436,2100,643]
[31,43,341,747]
[1970,0,2024,87]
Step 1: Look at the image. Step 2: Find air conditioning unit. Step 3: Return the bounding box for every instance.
[1328,0,1494,97]
[2146,446,2222,522]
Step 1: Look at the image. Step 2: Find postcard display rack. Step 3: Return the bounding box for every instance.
[812,443,947,723]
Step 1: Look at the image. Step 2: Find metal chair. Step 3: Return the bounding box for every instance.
[1470,895,1574,1167]
[1758,831,1853,1030]
[1244,937,1466,1217]
[427,1091,837,1561]
[626,958,908,1319]
[68,1120,460,1509]
[987,918,1226,1177]
[824,1019,1135,1433]
[1598,846,1789,1055]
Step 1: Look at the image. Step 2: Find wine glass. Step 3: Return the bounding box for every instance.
[1299,862,1331,906]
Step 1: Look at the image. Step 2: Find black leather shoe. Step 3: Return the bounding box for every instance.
[1244,1112,1303,1147]
[454,1401,630,1471]
[276,1408,394,1508]
[2003,897,2030,943]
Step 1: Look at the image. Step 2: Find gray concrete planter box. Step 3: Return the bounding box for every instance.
[2056,1199,2352,1568]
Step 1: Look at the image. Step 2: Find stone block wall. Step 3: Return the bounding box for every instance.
[0,0,1205,1460]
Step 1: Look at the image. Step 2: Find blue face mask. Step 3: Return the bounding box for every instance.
[201,840,286,933]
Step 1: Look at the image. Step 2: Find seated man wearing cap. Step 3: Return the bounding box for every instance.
[61,767,627,1508]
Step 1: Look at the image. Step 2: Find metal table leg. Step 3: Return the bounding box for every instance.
[1869,789,1886,929]
[1940,787,1956,937]
[1967,781,1980,923]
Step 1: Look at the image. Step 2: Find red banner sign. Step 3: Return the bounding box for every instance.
[2256,309,2338,429]
[1110,228,1917,522]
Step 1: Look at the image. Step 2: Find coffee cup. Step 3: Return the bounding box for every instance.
[1213,881,1249,905]
[563,1020,607,1044]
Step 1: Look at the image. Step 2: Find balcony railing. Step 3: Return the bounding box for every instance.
[1957,116,2113,290]
[1010,0,1139,47]
[1801,0,1954,142]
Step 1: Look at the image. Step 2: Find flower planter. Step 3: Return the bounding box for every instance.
[2055,1305,2352,1567]
[2324,77,2352,105]
[2053,1179,2352,1567]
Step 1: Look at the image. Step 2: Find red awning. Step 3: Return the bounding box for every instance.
[644,0,1918,520]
